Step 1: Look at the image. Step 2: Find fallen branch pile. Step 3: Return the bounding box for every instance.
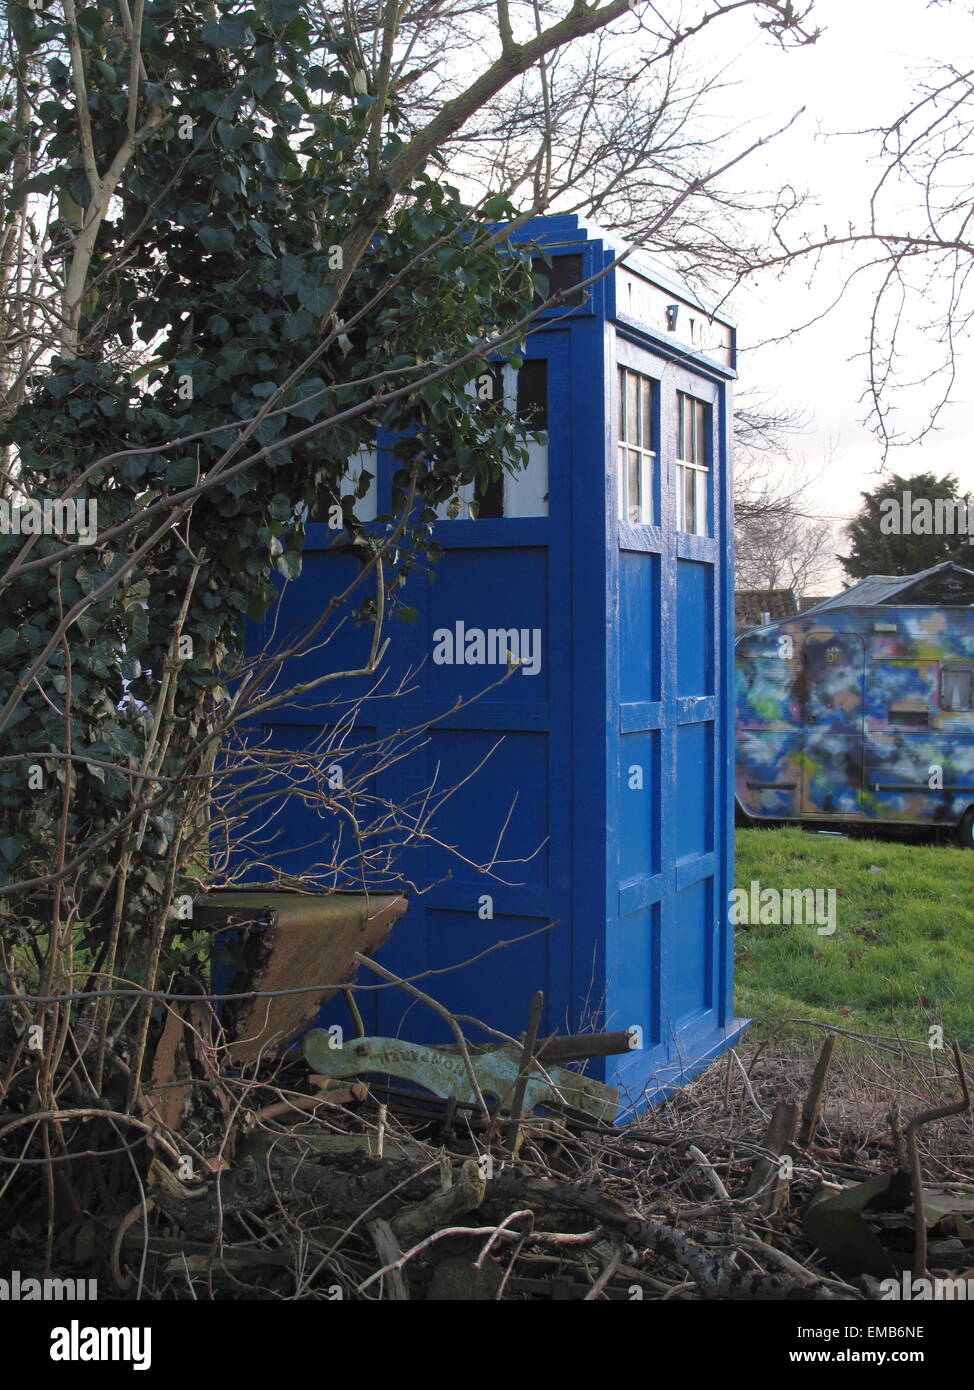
[3,972,973,1300]
[90,1033,974,1297]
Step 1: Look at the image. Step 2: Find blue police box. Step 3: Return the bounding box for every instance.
[238,214,747,1115]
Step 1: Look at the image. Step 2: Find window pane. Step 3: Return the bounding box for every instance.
[943,668,974,710]
[685,467,695,531]
[618,446,628,520]
[696,467,707,535]
[640,452,653,525]
[628,450,640,522]
[619,368,627,441]
[890,707,929,727]
[517,359,548,430]
[533,253,585,308]
[474,466,504,518]
[641,377,653,452]
[627,371,639,445]
[475,363,503,406]
[472,364,506,517]
[676,393,709,464]
[695,401,707,463]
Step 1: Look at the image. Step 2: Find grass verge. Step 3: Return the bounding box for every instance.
[734,826,974,1047]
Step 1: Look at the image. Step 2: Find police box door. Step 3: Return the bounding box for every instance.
[800,631,866,816]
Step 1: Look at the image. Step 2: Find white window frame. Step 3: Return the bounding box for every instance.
[343,446,378,521]
[297,445,378,524]
[617,365,655,525]
[941,664,974,712]
[436,363,548,520]
[675,391,710,536]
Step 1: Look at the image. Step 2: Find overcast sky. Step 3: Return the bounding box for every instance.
[692,0,974,586]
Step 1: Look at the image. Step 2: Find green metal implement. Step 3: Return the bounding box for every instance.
[303,1033,619,1122]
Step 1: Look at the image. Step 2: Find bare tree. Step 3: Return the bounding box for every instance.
[734,492,837,595]
[305,0,819,282]
[733,391,836,596]
[742,4,974,452]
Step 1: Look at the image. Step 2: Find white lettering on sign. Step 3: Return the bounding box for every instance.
[617,270,733,366]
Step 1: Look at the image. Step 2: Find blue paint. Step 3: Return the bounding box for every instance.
[233,215,747,1116]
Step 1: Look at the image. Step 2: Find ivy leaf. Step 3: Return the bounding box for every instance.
[199,226,234,253]
[166,457,198,486]
[0,836,21,864]
[250,69,279,98]
[283,309,313,340]
[280,252,304,295]
[214,171,240,197]
[297,279,337,316]
[267,0,303,26]
[289,377,327,420]
[482,194,512,219]
[92,57,117,87]
[274,549,303,580]
[45,374,71,400]
[201,15,253,48]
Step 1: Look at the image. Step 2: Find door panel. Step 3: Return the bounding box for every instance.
[800,632,865,816]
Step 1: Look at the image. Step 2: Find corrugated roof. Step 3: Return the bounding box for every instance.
[802,561,974,612]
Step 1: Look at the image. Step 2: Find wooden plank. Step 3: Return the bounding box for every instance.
[203,891,407,1064]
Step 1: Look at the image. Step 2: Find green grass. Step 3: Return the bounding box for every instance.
[733,827,974,1047]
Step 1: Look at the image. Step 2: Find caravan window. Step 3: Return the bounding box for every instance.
[889,706,929,727]
[941,666,974,711]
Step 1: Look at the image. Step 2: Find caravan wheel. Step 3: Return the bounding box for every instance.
[957,808,974,850]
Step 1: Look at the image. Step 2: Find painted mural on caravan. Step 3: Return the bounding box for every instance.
[735,562,974,848]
